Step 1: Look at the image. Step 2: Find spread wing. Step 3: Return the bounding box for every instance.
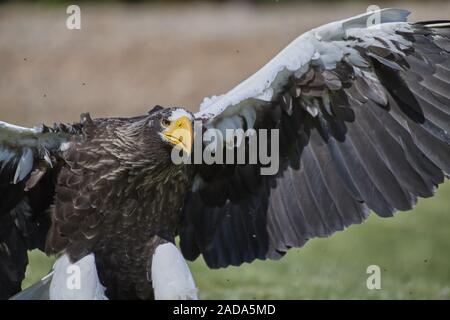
[0,121,79,298]
[179,9,450,268]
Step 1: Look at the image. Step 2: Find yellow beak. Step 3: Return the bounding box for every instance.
[162,116,193,155]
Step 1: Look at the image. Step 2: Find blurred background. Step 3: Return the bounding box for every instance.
[1,0,449,299]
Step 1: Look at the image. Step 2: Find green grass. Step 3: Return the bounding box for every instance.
[24,182,450,299]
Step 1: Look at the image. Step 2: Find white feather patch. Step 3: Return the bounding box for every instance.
[151,243,198,300]
[49,253,108,300]
[168,108,194,121]
[59,142,72,152]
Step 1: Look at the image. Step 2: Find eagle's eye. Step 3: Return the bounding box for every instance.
[161,118,171,127]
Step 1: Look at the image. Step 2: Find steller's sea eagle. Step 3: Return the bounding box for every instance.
[1,8,450,299]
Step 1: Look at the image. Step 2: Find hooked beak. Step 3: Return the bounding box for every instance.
[161,116,193,155]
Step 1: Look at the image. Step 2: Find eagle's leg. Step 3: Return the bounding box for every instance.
[151,242,198,300]
[49,253,108,300]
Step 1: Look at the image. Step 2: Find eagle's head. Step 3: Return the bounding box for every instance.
[151,106,194,156]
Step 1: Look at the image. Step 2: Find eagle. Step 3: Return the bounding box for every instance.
[1,9,450,300]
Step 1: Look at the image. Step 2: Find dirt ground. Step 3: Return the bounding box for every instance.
[1,1,450,127]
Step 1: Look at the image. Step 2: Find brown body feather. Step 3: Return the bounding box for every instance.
[46,113,192,299]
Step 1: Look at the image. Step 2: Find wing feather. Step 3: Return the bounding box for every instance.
[180,11,450,268]
[0,121,77,298]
